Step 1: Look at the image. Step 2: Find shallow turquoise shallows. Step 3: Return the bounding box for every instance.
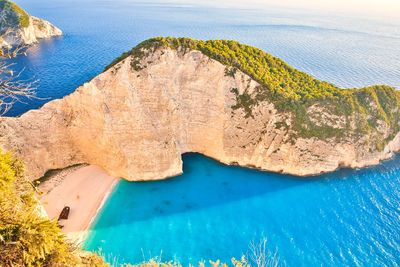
[83,154,400,266]
[10,0,400,265]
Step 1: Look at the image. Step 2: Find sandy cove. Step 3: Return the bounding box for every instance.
[38,165,118,244]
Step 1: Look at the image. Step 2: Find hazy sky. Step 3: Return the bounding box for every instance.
[199,0,400,18]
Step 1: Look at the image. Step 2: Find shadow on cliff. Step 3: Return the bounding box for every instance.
[90,153,329,230]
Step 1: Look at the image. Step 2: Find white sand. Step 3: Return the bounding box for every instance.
[39,165,118,244]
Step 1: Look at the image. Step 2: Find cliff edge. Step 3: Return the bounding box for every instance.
[1,37,400,181]
[0,0,62,50]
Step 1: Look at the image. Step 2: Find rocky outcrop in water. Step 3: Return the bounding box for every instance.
[1,38,400,181]
[0,0,62,50]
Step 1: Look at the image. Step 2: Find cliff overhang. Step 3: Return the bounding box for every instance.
[1,37,399,181]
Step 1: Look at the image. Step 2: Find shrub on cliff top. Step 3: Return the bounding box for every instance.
[105,37,400,145]
[0,0,30,29]
[105,37,341,100]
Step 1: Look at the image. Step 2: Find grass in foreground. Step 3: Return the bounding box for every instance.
[0,149,282,266]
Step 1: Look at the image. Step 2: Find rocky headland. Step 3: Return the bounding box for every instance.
[0,0,62,50]
[1,37,400,181]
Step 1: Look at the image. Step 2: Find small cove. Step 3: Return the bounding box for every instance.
[84,153,400,266]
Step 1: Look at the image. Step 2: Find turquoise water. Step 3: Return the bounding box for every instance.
[8,0,400,265]
[84,154,400,266]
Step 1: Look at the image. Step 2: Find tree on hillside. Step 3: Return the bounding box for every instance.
[0,32,37,115]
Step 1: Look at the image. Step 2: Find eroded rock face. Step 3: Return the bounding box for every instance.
[1,48,400,181]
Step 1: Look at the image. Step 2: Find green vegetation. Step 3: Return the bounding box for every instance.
[106,37,400,148]
[0,0,30,29]
[0,150,107,267]
[35,163,86,185]
[96,237,281,267]
[0,150,282,267]
[224,66,237,78]
[122,257,261,267]
[105,37,342,100]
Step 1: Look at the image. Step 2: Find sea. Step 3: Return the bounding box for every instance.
[9,0,400,266]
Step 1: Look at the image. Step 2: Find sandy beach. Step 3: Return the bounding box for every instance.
[38,165,118,244]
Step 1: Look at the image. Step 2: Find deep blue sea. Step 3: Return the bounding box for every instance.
[10,0,400,266]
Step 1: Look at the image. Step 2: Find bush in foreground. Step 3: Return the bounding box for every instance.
[0,149,281,267]
[0,150,107,266]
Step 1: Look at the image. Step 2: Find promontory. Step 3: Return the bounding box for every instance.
[1,37,400,181]
[0,0,62,51]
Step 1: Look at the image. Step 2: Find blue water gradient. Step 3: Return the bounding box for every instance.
[84,154,400,266]
[9,0,400,116]
[8,0,400,265]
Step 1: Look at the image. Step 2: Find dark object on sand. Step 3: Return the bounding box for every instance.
[58,206,70,220]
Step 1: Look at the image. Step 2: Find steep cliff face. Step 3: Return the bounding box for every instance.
[1,38,400,181]
[0,0,62,49]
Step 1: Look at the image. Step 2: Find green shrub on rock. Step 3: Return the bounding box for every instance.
[0,0,30,29]
[106,37,400,147]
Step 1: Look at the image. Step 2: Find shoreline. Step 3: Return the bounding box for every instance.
[38,165,119,245]
[74,177,119,245]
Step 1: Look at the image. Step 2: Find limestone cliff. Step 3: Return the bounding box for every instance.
[0,0,62,50]
[1,38,400,181]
